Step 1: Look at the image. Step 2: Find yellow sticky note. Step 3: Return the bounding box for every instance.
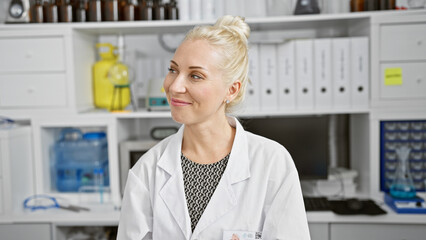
[384,68,403,86]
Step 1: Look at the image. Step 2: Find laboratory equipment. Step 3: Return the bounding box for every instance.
[294,0,320,15]
[6,0,31,23]
[23,195,90,212]
[380,120,426,193]
[389,146,416,199]
[53,128,109,192]
[384,193,426,213]
[93,43,131,110]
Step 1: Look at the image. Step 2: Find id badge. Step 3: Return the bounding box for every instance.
[223,230,262,240]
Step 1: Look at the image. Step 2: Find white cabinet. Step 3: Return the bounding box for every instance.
[0,73,67,107]
[380,23,426,61]
[0,30,93,114]
[0,36,65,72]
[371,14,426,108]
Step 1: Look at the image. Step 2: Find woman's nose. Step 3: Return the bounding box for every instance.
[169,74,186,93]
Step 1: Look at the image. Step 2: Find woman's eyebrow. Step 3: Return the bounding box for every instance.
[189,66,207,70]
[170,60,178,66]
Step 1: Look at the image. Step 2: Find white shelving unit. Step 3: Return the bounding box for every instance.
[1,9,426,240]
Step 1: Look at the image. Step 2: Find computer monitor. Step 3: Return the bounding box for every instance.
[241,115,332,180]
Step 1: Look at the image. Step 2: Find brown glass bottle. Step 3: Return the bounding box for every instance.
[31,0,44,23]
[122,0,137,21]
[351,0,365,12]
[75,0,87,22]
[139,0,153,20]
[102,0,119,21]
[43,0,58,22]
[165,0,178,20]
[57,0,73,22]
[152,0,164,20]
[88,0,102,21]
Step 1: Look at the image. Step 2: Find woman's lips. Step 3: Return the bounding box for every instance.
[170,98,192,107]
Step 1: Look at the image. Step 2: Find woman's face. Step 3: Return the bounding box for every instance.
[163,39,231,126]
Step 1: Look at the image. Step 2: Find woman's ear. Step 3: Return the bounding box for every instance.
[227,80,241,102]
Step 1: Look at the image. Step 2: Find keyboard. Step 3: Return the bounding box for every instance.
[303,197,331,211]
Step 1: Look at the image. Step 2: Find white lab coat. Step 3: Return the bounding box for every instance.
[117,117,310,240]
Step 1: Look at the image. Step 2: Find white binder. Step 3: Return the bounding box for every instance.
[331,38,351,109]
[350,37,369,109]
[244,43,261,112]
[259,43,279,112]
[313,38,333,109]
[277,41,296,110]
[295,39,314,110]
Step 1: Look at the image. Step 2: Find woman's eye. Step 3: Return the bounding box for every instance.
[191,74,202,80]
[168,67,177,74]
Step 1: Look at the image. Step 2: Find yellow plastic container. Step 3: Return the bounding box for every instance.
[92,43,130,111]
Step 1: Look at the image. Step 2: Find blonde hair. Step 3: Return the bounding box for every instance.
[184,15,251,113]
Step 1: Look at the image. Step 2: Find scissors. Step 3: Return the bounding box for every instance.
[23,195,90,212]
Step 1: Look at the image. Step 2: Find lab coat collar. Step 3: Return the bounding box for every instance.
[157,116,251,239]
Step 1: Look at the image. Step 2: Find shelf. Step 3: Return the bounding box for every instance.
[1,10,425,35]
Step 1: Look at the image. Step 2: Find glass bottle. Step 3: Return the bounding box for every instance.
[389,146,417,199]
[139,0,153,20]
[88,0,102,21]
[58,0,73,22]
[31,0,44,23]
[75,0,87,22]
[103,0,119,21]
[351,0,365,12]
[165,0,178,20]
[152,0,164,20]
[44,0,58,22]
[122,0,136,21]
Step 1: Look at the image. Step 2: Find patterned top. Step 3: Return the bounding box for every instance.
[181,152,230,232]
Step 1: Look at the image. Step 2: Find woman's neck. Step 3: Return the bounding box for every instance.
[182,115,235,164]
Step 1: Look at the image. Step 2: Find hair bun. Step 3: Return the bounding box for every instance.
[214,15,250,40]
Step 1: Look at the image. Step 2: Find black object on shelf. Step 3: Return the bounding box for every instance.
[329,198,387,215]
[294,0,320,15]
[304,197,331,211]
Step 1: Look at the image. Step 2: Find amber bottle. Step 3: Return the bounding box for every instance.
[31,0,44,23]
[139,0,153,20]
[58,0,73,22]
[103,0,119,21]
[88,0,102,21]
[122,0,137,21]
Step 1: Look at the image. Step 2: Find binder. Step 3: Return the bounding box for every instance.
[277,41,296,110]
[259,43,279,112]
[244,43,261,112]
[313,38,332,109]
[350,37,369,109]
[331,38,351,109]
[295,39,314,110]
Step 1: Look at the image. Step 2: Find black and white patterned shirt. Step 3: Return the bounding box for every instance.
[181,152,230,232]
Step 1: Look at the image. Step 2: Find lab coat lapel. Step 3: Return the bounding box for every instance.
[158,125,192,240]
[192,117,251,238]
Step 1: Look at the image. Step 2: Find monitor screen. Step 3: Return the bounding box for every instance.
[241,116,330,180]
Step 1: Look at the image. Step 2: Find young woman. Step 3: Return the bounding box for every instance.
[117,15,310,240]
